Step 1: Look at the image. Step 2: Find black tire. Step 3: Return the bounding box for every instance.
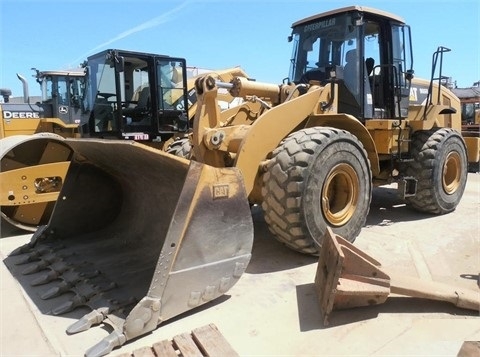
[261,127,372,254]
[166,137,192,159]
[403,128,468,214]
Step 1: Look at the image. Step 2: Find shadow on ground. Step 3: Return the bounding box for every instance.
[365,186,432,227]
[247,185,435,274]
[0,220,27,238]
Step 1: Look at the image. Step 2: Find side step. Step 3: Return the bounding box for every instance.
[113,324,238,357]
[398,176,417,198]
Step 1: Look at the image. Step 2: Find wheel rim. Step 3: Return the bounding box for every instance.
[443,151,462,195]
[321,163,359,226]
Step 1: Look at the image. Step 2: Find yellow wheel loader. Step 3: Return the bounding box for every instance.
[0,69,86,231]
[4,6,478,357]
[0,69,86,137]
[191,7,474,255]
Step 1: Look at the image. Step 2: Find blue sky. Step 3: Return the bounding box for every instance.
[1,0,479,97]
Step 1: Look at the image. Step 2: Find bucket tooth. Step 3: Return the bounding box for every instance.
[52,294,87,315]
[40,269,101,299]
[50,280,112,314]
[41,285,66,300]
[30,260,71,286]
[66,308,109,334]
[15,254,39,266]
[14,246,52,265]
[31,270,60,286]
[22,261,50,275]
[85,330,126,357]
[66,296,136,335]
[20,249,73,275]
[9,244,34,257]
[21,253,59,275]
[50,278,116,314]
[40,275,80,299]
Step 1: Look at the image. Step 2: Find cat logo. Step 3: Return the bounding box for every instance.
[59,106,68,114]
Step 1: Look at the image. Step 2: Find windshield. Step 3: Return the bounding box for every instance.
[290,11,413,120]
[289,13,360,84]
[40,74,86,108]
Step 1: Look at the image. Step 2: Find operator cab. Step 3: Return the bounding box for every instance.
[83,49,189,142]
[31,69,87,125]
[289,5,414,120]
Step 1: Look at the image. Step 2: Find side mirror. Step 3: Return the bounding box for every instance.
[405,69,414,81]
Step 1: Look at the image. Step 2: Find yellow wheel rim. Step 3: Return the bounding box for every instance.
[443,151,462,195]
[321,163,359,226]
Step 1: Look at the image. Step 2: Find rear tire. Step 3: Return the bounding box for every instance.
[403,128,468,214]
[261,127,372,254]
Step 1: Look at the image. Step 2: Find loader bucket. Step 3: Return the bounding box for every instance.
[5,138,253,356]
[0,133,73,231]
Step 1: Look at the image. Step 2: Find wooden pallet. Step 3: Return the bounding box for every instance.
[115,324,239,357]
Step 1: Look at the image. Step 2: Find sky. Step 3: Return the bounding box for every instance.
[1,0,479,97]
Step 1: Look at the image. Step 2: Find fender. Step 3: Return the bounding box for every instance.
[304,114,380,176]
[234,86,323,195]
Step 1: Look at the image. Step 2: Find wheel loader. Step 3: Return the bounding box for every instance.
[0,51,246,232]
[3,6,478,357]
[190,6,476,255]
[1,68,86,137]
[0,69,87,231]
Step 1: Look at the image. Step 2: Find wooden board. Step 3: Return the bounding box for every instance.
[114,324,238,357]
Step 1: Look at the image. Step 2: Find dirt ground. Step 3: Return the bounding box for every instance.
[1,173,479,357]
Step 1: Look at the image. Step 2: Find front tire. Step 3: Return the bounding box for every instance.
[261,127,372,254]
[403,128,468,214]
[166,137,192,159]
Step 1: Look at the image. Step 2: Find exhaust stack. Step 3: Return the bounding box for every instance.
[16,73,30,103]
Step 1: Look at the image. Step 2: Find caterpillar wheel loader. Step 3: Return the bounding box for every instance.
[190,6,475,255]
[4,6,477,357]
[0,51,246,232]
[0,69,87,231]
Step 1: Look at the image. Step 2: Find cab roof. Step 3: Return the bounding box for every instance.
[37,69,85,77]
[292,5,405,28]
